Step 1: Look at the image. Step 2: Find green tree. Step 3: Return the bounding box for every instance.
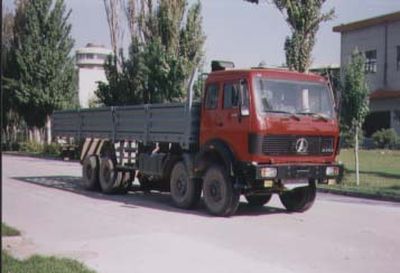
[341,50,369,186]
[97,0,205,106]
[11,0,76,143]
[2,9,19,146]
[244,0,334,72]
[96,37,143,106]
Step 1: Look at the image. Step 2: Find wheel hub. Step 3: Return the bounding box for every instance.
[86,165,92,179]
[209,181,222,202]
[176,176,187,196]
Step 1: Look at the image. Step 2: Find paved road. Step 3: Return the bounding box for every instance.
[2,155,400,273]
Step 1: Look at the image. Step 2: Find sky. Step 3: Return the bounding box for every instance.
[3,0,400,70]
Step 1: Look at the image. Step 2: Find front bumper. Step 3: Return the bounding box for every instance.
[237,162,343,189]
[254,163,342,180]
[236,162,343,194]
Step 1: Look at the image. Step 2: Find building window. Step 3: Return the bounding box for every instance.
[397,46,400,71]
[364,50,377,73]
[86,53,95,59]
[95,54,107,61]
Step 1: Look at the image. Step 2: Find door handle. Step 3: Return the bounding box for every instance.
[229,113,239,118]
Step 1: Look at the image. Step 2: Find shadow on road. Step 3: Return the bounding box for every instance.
[12,176,287,217]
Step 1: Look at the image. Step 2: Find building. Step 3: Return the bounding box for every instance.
[76,43,112,108]
[333,11,400,136]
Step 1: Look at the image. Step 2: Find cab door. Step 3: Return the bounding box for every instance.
[200,83,221,144]
[218,79,250,160]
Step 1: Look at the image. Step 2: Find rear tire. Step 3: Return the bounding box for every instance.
[99,156,130,194]
[279,181,316,212]
[170,161,201,209]
[245,194,272,207]
[82,155,100,190]
[202,166,240,217]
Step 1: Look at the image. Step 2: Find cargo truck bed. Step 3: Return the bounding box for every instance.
[52,103,200,149]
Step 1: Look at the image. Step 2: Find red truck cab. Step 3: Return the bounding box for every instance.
[197,63,341,214]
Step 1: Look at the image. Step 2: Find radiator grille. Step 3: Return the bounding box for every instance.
[262,135,334,156]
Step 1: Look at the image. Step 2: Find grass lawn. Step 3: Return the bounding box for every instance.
[2,251,96,273]
[1,223,95,273]
[319,149,400,200]
[2,223,21,237]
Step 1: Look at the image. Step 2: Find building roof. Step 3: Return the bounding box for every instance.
[369,90,400,100]
[333,11,400,33]
[76,44,112,55]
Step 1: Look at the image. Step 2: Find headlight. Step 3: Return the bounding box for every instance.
[326,166,339,176]
[260,167,277,178]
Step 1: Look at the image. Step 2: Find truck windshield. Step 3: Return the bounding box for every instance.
[253,77,335,119]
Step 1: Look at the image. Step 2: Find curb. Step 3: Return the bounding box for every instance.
[2,151,79,162]
[317,187,400,203]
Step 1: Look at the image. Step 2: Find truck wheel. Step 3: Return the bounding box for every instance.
[202,166,240,217]
[82,155,100,190]
[99,156,129,194]
[279,181,316,212]
[170,161,201,209]
[245,194,272,207]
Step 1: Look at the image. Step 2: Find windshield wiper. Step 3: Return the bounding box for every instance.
[266,110,300,121]
[297,112,330,121]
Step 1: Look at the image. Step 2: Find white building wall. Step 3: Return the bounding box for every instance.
[75,44,112,108]
[340,24,386,92]
[78,68,107,108]
[339,19,400,135]
[387,21,400,90]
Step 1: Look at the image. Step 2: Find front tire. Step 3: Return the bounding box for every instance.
[279,181,316,212]
[245,194,272,207]
[202,166,240,217]
[170,161,201,209]
[82,155,100,190]
[99,156,130,194]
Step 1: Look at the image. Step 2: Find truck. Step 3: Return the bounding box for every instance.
[52,61,341,217]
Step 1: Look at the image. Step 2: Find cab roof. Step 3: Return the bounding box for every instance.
[207,68,327,84]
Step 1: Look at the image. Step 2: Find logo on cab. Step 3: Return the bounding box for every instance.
[295,138,309,153]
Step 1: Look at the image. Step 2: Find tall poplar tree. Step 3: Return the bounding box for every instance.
[12,0,76,143]
[244,0,334,72]
[97,0,205,105]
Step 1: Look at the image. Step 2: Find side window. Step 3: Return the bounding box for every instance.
[205,84,218,109]
[223,83,240,109]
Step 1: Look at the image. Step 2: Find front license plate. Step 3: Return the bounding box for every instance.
[282,179,309,190]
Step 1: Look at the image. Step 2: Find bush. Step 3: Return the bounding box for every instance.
[372,128,399,149]
[21,141,44,154]
[21,141,62,156]
[43,143,62,156]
